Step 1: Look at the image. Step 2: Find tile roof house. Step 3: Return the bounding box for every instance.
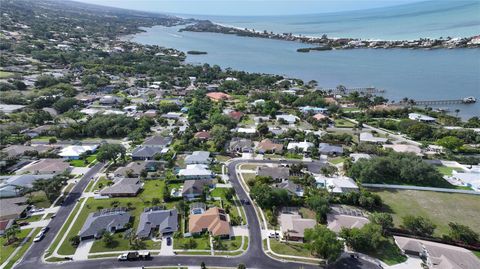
[0,197,28,221]
[184,151,211,165]
[178,164,214,180]
[194,131,210,140]
[279,213,316,242]
[313,113,329,121]
[15,159,71,175]
[182,180,211,200]
[394,236,480,269]
[58,145,98,160]
[255,139,284,154]
[189,207,231,237]
[228,111,244,121]
[136,207,178,238]
[256,166,290,181]
[319,143,344,156]
[228,138,253,153]
[206,92,232,102]
[100,178,143,197]
[79,208,131,240]
[359,132,388,144]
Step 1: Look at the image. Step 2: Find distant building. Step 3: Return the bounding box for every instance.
[276,114,299,124]
[256,166,290,181]
[408,113,436,123]
[359,132,388,144]
[15,159,71,175]
[327,212,369,233]
[0,197,28,221]
[131,146,166,160]
[315,175,359,193]
[276,180,304,197]
[228,138,253,153]
[383,144,422,156]
[113,161,161,178]
[58,145,98,160]
[287,141,314,153]
[0,104,25,114]
[0,174,55,198]
[100,178,143,197]
[206,92,231,102]
[143,136,172,148]
[299,106,328,114]
[256,139,284,154]
[194,131,210,140]
[182,180,211,200]
[319,143,343,156]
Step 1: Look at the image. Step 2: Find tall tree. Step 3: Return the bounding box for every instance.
[304,225,343,264]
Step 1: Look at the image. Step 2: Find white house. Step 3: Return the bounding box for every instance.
[408,113,436,123]
[287,141,314,153]
[276,114,299,124]
[59,145,98,160]
[359,132,388,144]
[178,164,214,180]
[315,175,359,193]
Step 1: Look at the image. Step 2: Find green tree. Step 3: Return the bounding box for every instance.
[304,225,343,264]
[53,97,78,114]
[340,223,385,252]
[305,190,330,223]
[96,143,126,164]
[4,225,20,243]
[447,222,479,244]
[369,212,393,235]
[70,235,80,246]
[102,231,115,247]
[436,136,464,151]
[402,215,436,236]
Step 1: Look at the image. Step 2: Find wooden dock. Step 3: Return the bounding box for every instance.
[408,98,477,106]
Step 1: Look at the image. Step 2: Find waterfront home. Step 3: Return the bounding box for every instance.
[408,113,436,123]
[178,164,214,180]
[185,151,211,165]
[315,175,359,193]
[256,166,290,181]
[79,208,131,240]
[276,114,299,124]
[189,207,231,238]
[15,159,71,175]
[287,141,314,153]
[136,207,178,238]
[279,212,316,242]
[206,92,231,102]
[58,145,98,160]
[359,132,388,144]
[319,143,343,156]
[99,178,143,197]
[228,138,253,153]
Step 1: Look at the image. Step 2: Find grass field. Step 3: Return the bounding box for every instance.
[334,118,355,128]
[329,157,346,165]
[269,240,313,258]
[213,236,243,251]
[69,155,97,167]
[0,229,32,264]
[373,189,480,236]
[174,236,211,250]
[436,166,461,176]
[27,191,51,208]
[0,71,15,78]
[90,233,159,253]
[3,228,41,269]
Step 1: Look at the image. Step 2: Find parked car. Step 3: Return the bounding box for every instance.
[33,232,44,242]
[166,237,172,246]
[40,226,50,234]
[117,251,150,261]
[268,232,280,239]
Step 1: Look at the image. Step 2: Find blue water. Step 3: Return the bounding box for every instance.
[184,0,480,40]
[128,0,480,118]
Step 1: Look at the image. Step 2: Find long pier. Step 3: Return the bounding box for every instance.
[318,86,385,95]
[412,99,476,105]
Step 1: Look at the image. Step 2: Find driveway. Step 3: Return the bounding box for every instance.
[73,239,94,261]
[20,219,50,230]
[159,237,174,256]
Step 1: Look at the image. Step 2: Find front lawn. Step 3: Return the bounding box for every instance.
[269,239,313,258]
[334,118,355,128]
[69,155,97,167]
[92,176,112,191]
[436,166,461,176]
[365,238,407,265]
[20,214,43,223]
[0,71,15,78]
[373,189,480,236]
[90,232,160,253]
[174,236,211,250]
[329,157,346,165]
[27,191,51,208]
[214,236,243,251]
[0,228,32,264]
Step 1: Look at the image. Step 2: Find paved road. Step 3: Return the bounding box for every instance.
[15,159,379,269]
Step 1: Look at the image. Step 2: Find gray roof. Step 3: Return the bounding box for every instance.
[100,178,142,196]
[229,138,253,152]
[257,166,290,180]
[319,143,344,154]
[182,180,209,196]
[136,207,178,238]
[184,151,211,164]
[131,146,163,158]
[79,208,131,239]
[0,174,56,189]
[0,197,28,220]
[277,180,303,195]
[143,136,172,148]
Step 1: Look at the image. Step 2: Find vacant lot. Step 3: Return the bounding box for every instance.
[373,189,480,236]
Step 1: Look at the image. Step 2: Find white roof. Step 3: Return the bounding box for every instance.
[178,164,212,177]
[359,132,388,143]
[236,127,256,134]
[0,104,25,113]
[383,144,422,155]
[59,145,98,157]
[276,114,298,123]
[287,141,313,151]
[409,113,436,121]
[315,175,358,193]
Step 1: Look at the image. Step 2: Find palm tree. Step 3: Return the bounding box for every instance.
[5,225,20,243]
[455,109,460,117]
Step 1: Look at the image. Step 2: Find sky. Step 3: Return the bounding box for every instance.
[75,0,426,16]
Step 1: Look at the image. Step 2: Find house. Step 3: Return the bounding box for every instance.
[312,113,329,121]
[0,174,56,198]
[394,236,480,269]
[299,106,328,114]
[251,99,265,106]
[206,92,231,102]
[256,166,290,181]
[2,145,53,159]
[131,146,166,160]
[184,151,211,165]
[315,175,359,193]
[256,139,283,154]
[228,138,253,153]
[0,104,25,114]
[143,136,173,148]
[0,197,28,221]
[234,127,256,134]
[327,212,369,233]
[15,159,71,175]
[349,153,371,162]
[319,143,344,156]
[277,180,304,197]
[228,111,244,121]
[194,131,210,140]
[58,145,98,160]
[136,207,178,238]
[279,213,316,241]
[78,208,131,240]
[383,144,422,156]
[99,178,143,197]
[359,132,388,144]
[22,125,53,138]
[161,112,182,119]
[113,161,161,178]
[0,219,14,235]
[99,95,123,105]
[178,164,214,180]
[189,207,231,237]
[190,202,207,215]
[408,113,436,123]
[276,114,298,124]
[182,180,211,200]
[287,141,314,153]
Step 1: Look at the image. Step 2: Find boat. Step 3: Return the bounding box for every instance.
[462,96,477,103]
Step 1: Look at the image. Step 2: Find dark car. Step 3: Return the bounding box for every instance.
[40,226,50,234]
[166,237,172,246]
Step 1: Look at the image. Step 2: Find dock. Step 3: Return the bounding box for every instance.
[408,97,476,106]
